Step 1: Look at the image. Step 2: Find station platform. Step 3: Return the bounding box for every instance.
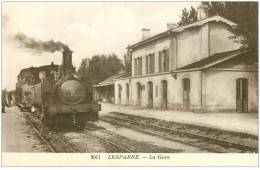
[99,102,258,136]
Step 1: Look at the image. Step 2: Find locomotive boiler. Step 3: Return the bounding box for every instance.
[33,51,100,130]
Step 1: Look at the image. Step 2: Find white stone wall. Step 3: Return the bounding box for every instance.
[114,70,258,112]
[132,21,241,75]
[115,71,202,111]
[114,79,131,105]
[204,70,258,112]
[177,26,201,68]
[209,22,241,55]
[120,20,257,112]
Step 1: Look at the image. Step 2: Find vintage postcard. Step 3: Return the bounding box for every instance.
[1,1,258,166]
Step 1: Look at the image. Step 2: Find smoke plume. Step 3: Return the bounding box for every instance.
[14,33,70,53]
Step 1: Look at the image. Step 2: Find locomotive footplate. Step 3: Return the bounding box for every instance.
[47,103,101,116]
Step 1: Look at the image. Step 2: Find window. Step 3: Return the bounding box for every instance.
[135,57,142,76]
[162,50,169,72]
[138,57,142,75]
[146,53,154,74]
[149,54,155,74]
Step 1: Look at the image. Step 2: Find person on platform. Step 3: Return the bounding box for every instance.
[2,91,7,113]
[7,92,12,107]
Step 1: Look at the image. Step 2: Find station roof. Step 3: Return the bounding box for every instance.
[172,48,246,72]
[93,72,131,87]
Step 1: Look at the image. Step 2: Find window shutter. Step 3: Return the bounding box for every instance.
[148,55,151,74]
[140,57,142,75]
[138,57,140,75]
[146,55,148,74]
[166,50,169,71]
[162,51,166,72]
[151,54,155,73]
[159,52,162,73]
[134,58,137,76]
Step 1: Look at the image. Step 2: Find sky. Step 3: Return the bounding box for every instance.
[2,2,201,91]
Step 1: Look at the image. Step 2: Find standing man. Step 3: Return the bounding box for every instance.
[8,92,12,107]
[2,91,7,113]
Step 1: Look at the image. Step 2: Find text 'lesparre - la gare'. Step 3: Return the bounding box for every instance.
[106,155,170,160]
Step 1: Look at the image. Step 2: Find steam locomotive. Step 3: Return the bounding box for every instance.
[16,51,101,130]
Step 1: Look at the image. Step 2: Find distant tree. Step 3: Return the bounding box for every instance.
[123,51,132,73]
[77,53,124,92]
[77,58,89,79]
[178,6,197,26]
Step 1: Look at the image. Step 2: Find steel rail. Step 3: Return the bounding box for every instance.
[22,111,77,153]
[56,138,77,153]
[100,117,221,153]
[101,115,258,153]
[22,112,56,153]
[84,129,132,153]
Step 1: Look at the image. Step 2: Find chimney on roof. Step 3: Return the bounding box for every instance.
[197,4,209,20]
[141,28,150,40]
[167,22,178,30]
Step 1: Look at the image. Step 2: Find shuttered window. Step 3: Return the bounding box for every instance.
[137,57,142,75]
[146,55,148,74]
[162,50,169,72]
[150,54,155,74]
[134,58,137,76]
[165,50,169,72]
[159,52,162,73]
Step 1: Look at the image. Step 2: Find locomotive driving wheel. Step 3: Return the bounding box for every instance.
[78,121,85,131]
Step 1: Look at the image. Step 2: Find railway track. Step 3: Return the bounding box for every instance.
[84,128,132,153]
[22,111,77,153]
[100,113,258,153]
[23,112,56,153]
[17,103,131,153]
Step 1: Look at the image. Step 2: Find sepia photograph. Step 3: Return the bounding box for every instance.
[1,1,258,166]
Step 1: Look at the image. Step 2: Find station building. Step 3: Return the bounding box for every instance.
[93,72,130,104]
[114,5,258,113]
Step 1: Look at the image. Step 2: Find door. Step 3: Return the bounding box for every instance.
[126,83,129,105]
[183,78,190,111]
[148,82,153,108]
[137,83,141,106]
[118,85,122,104]
[236,78,248,112]
[162,80,167,109]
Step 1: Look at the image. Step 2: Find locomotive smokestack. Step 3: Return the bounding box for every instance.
[63,50,73,76]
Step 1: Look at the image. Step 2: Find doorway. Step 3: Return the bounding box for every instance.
[126,83,129,105]
[118,85,122,105]
[183,78,190,111]
[148,82,153,108]
[162,80,167,109]
[236,78,248,112]
[137,83,142,106]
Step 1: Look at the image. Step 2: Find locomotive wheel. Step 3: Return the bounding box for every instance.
[51,115,62,131]
[78,122,85,131]
[41,114,47,126]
